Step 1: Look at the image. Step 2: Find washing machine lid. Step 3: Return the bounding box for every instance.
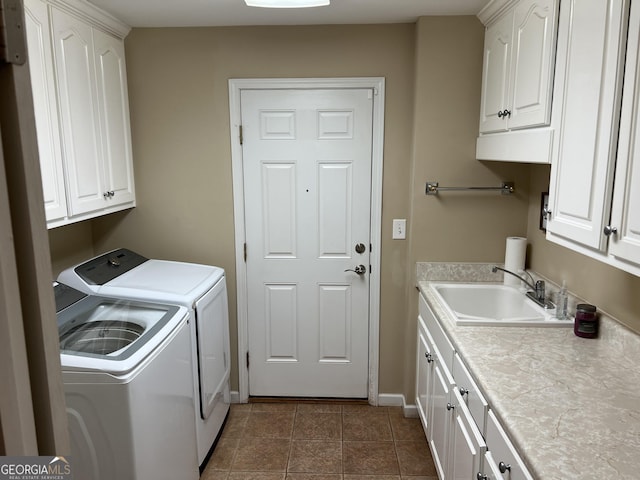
[56,288,186,373]
[54,281,87,312]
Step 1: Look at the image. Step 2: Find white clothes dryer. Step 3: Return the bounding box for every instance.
[54,282,198,480]
[58,249,231,468]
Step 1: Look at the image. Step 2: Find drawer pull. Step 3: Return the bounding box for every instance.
[477,473,488,480]
[499,461,512,473]
[459,387,469,396]
[446,402,455,411]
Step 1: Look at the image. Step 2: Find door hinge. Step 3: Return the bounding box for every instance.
[0,0,27,65]
[243,242,247,262]
[246,351,250,369]
[239,125,243,145]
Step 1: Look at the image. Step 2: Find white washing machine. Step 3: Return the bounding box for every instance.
[58,248,231,468]
[54,281,199,480]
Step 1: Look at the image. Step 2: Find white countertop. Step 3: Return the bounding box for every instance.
[417,268,640,480]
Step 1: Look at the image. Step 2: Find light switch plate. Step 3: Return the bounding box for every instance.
[392,219,406,239]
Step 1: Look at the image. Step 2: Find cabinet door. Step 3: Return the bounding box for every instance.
[453,353,488,435]
[547,0,628,250]
[25,0,68,222]
[479,11,513,133]
[429,343,455,480]
[416,316,433,434]
[480,451,509,480]
[508,0,557,130]
[485,410,533,480]
[51,7,106,217]
[609,0,640,268]
[449,389,487,480]
[93,28,135,207]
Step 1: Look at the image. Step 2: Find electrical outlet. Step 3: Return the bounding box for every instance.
[392,219,406,239]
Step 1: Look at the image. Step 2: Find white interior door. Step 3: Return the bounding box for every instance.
[242,88,373,398]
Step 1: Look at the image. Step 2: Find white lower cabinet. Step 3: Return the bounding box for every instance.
[429,342,455,479]
[449,388,487,480]
[417,292,533,480]
[25,0,135,228]
[416,315,434,434]
[481,411,533,480]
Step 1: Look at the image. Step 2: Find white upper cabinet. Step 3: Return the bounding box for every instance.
[51,6,105,217]
[476,0,559,162]
[25,0,134,229]
[25,0,67,223]
[509,0,557,129]
[548,0,640,276]
[479,10,513,134]
[604,0,640,269]
[93,29,135,209]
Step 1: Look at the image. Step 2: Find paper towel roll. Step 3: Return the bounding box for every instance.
[504,237,527,287]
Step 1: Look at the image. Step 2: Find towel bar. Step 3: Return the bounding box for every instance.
[426,181,514,196]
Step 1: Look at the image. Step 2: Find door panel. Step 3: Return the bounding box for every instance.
[479,11,513,133]
[509,0,557,129]
[242,88,373,397]
[610,0,640,267]
[51,7,104,216]
[547,0,626,249]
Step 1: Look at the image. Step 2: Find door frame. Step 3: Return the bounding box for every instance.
[228,77,385,404]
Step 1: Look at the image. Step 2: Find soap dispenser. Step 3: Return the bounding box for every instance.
[556,281,569,320]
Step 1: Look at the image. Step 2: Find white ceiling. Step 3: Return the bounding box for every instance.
[87,0,487,28]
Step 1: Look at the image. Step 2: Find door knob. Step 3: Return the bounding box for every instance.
[344,265,366,275]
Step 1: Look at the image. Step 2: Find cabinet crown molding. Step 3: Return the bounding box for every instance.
[478,0,520,25]
[46,0,130,38]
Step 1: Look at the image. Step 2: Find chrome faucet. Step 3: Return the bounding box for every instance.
[491,266,554,309]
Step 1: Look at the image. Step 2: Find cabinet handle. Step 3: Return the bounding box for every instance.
[497,110,505,118]
[477,473,488,480]
[103,192,109,199]
[499,462,511,473]
[446,402,455,411]
[425,352,434,363]
[497,109,512,119]
[603,225,618,236]
[459,387,468,396]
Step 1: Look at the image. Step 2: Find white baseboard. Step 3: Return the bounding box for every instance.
[378,393,418,418]
[231,390,419,418]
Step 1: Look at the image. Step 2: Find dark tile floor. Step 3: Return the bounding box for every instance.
[200,402,438,480]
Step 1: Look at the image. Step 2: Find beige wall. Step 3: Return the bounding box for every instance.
[89,23,417,395]
[526,165,640,333]
[48,16,638,403]
[402,17,532,396]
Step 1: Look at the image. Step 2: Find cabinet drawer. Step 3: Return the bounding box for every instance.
[480,451,509,480]
[485,410,533,480]
[419,293,455,373]
[453,353,488,434]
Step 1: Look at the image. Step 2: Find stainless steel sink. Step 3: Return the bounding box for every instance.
[429,283,573,327]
